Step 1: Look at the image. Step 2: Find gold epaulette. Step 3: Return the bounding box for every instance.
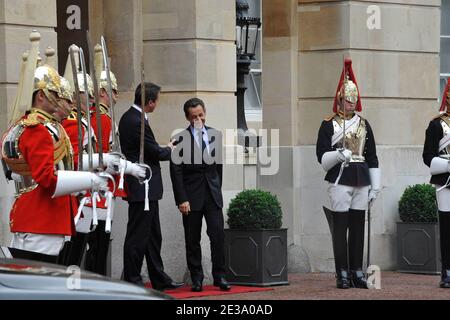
[22,113,46,127]
[324,113,337,121]
[433,113,447,121]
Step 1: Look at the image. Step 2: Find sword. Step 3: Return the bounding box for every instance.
[79,47,99,229]
[367,200,372,269]
[69,45,84,172]
[100,36,127,189]
[139,53,152,212]
[78,48,94,172]
[87,31,104,168]
[335,56,349,186]
[100,36,120,152]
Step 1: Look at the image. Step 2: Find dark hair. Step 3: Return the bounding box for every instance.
[134,82,161,106]
[183,98,205,118]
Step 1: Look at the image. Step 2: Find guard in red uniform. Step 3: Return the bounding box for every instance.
[84,45,148,276]
[1,60,110,262]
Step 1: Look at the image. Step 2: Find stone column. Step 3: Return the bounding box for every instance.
[0,0,58,247]
[140,0,240,284]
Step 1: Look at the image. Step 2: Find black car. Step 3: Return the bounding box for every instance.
[0,248,172,300]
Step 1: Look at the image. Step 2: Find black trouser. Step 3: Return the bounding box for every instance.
[57,232,88,267]
[85,220,111,276]
[332,209,365,273]
[182,186,226,282]
[123,201,172,287]
[439,211,450,271]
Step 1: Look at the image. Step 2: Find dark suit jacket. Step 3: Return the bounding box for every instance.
[423,116,450,187]
[118,106,171,202]
[170,126,223,211]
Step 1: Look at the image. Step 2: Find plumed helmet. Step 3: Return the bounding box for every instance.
[59,76,74,103]
[99,70,118,92]
[76,72,94,98]
[33,65,61,95]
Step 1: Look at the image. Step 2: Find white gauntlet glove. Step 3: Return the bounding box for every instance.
[368,168,381,203]
[321,149,352,172]
[430,157,450,175]
[82,153,123,174]
[122,160,149,180]
[53,171,110,197]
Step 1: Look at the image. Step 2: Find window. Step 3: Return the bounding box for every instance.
[244,0,262,122]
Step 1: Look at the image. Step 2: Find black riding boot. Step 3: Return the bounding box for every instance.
[332,212,350,289]
[348,209,368,289]
[439,211,450,288]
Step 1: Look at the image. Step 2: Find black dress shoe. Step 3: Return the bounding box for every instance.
[336,270,350,289]
[213,277,231,291]
[350,270,368,289]
[440,270,450,288]
[191,280,203,292]
[153,281,184,291]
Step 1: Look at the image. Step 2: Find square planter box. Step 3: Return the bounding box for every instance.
[397,222,441,274]
[224,228,289,287]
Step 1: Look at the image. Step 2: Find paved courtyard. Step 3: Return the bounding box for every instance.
[194,272,450,300]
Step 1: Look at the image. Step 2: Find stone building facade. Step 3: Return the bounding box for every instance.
[0,0,443,279]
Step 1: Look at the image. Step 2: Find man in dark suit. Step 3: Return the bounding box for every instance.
[170,98,231,292]
[118,82,183,290]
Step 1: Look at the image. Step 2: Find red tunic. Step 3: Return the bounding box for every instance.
[8,111,76,236]
[90,104,127,201]
[61,110,85,171]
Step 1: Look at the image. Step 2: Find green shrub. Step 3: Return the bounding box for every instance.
[227,189,282,229]
[398,184,437,223]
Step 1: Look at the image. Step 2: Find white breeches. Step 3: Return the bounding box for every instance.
[10,233,65,256]
[327,183,370,212]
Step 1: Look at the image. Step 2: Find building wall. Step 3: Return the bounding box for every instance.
[0,0,442,277]
[0,0,59,247]
[260,0,441,272]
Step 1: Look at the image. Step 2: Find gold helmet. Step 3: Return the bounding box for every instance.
[341,76,358,104]
[99,70,118,91]
[34,65,61,95]
[59,76,74,103]
[76,72,94,98]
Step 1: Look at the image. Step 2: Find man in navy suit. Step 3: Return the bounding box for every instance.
[118,82,183,290]
[170,98,230,292]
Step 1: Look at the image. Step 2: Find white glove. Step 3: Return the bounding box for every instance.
[122,160,148,180]
[368,168,381,203]
[91,173,109,193]
[53,170,109,197]
[82,153,122,173]
[337,149,352,163]
[430,157,450,175]
[321,149,352,172]
[10,173,22,182]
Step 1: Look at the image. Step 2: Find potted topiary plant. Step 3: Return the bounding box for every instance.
[397,183,440,274]
[224,189,288,286]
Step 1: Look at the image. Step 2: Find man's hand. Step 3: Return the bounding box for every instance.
[167,139,177,151]
[178,201,191,215]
